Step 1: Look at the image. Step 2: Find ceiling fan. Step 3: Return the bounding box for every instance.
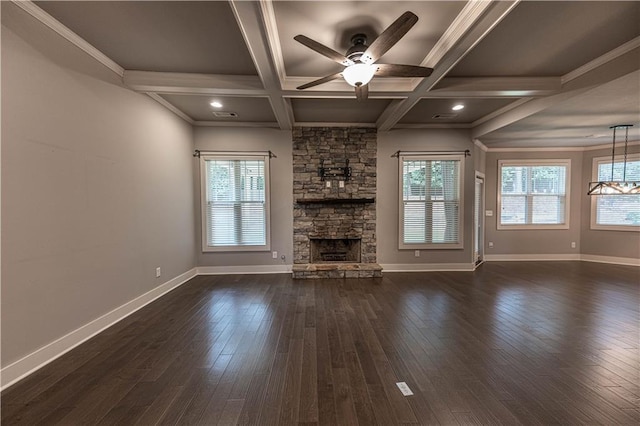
[294,11,433,101]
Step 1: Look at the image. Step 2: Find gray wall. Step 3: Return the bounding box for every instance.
[1,23,196,366]
[580,145,640,258]
[377,129,476,265]
[484,150,583,256]
[484,147,640,259]
[194,127,294,267]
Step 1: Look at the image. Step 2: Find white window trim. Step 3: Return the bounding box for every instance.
[398,154,464,250]
[200,152,271,252]
[590,153,640,232]
[497,159,571,230]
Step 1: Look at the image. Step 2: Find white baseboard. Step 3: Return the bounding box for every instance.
[197,265,292,275]
[0,268,197,391]
[380,263,475,272]
[580,254,640,266]
[483,254,639,266]
[484,254,581,262]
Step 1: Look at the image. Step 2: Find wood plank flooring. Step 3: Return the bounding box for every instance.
[2,261,639,425]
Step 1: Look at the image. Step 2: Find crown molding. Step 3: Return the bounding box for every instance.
[11,0,124,77]
[146,93,194,124]
[483,140,640,152]
[474,139,489,152]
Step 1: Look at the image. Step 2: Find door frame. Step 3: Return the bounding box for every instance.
[473,171,486,267]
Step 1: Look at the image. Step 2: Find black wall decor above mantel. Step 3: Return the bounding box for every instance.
[318,158,351,181]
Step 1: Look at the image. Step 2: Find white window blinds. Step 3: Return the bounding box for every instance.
[201,154,270,251]
[400,155,463,249]
[593,157,640,228]
[498,160,570,228]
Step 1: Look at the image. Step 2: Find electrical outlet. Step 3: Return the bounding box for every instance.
[571,242,576,248]
[488,242,494,248]
[155,267,161,278]
[414,250,420,257]
[325,181,331,188]
[339,181,345,188]
[272,251,278,259]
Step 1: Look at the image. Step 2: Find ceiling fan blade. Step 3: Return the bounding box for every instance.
[355,84,369,102]
[294,35,354,66]
[375,64,433,77]
[361,11,418,64]
[297,72,343,90]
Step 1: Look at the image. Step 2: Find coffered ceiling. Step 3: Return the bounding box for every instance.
[5,1,640,147]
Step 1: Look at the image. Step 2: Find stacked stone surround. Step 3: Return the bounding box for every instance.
[292,127,382,279]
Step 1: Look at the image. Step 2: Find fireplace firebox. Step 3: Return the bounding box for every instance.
[310,238,361,263]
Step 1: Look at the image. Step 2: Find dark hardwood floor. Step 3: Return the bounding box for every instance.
[2,261,639,425]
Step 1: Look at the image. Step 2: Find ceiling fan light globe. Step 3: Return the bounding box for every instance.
[343,63,377,87]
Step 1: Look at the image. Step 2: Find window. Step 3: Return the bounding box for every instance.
[200,153,270,251]
[591,154,640,231]
[399,155,464,249]
[498,160,570,229]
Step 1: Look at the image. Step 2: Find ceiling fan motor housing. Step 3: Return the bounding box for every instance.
[346,33,368,62]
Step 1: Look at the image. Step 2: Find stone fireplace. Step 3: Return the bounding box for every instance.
[291,127,382,279]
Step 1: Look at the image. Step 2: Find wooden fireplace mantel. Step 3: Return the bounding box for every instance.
[296,198,375,205]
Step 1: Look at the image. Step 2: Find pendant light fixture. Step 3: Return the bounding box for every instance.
[587,124,640,195]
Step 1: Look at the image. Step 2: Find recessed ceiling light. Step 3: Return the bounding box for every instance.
[210,101,223,108]
[452,104,465,111]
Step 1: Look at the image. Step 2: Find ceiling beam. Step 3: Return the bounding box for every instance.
[376,0,521,131]
[124,71,267,96]
[427,77,561,98]
[194,121,280,128]
[472,43,640,139]
[230,0,293,130]
[282,91,409,100]
[282,77,416,93]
